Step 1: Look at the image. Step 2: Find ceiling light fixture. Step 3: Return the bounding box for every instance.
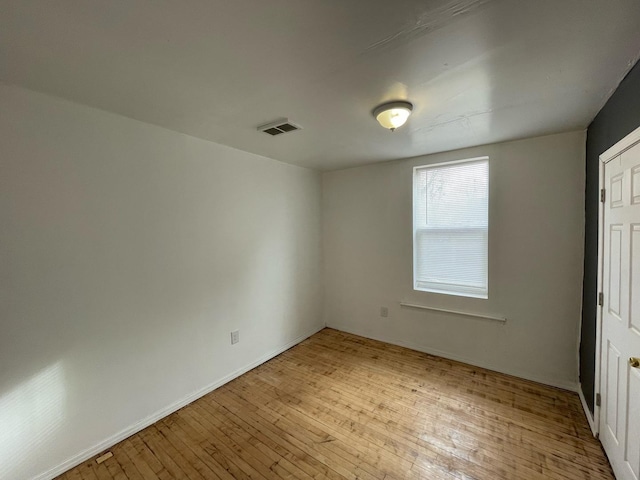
[373,101,413,131]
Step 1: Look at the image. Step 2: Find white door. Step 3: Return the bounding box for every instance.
[600,139,640,480]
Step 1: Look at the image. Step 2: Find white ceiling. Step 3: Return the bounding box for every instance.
[1,0,639,170]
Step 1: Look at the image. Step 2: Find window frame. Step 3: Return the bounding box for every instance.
[412,156,489,299]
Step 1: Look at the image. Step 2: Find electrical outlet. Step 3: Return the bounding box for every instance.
[231,330,240,344]
[380,307,388,318]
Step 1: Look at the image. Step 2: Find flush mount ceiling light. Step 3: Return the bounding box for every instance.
[372,100,413,131]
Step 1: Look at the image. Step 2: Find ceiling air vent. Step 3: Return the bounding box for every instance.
[257,119,302,136]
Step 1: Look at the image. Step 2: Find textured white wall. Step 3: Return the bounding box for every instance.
[322,132,585,390]
[0,84,323,480]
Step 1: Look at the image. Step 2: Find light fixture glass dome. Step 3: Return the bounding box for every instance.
[373,101,413,131]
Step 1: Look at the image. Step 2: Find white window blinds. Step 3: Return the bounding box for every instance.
[413,158,489,298]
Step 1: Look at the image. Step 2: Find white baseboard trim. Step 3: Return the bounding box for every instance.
[33,324,325,480]
[578,384,598,437]
[328,324,579,392]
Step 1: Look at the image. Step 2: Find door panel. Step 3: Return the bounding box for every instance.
[606,342,620,444]
[612,173,624,207]
[632,225,640,335]
[626,367,640,479]
[610,225,622,318]
[606,341,621,441]
[632,167,640,204]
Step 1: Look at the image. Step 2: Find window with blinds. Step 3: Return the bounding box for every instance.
[413,157,489,298]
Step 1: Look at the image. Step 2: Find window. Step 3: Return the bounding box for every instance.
[413,157,489,298]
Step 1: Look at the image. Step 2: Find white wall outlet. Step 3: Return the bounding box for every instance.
[380,307,388,318]
[230,330,240,344]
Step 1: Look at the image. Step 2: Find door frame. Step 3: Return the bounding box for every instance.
[595,125,640,438]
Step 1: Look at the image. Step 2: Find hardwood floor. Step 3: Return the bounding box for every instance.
[57,328,614,480]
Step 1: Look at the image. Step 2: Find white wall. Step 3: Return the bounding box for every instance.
[323,131,585,390]
[0,84,323,480]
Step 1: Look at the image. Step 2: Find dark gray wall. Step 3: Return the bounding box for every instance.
[581,62,640,413]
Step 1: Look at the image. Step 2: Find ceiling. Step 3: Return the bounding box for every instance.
[1,1,640,171]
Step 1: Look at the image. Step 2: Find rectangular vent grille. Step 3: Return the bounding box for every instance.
[258,119,301,136]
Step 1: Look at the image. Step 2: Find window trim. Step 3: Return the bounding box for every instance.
[412,156,489,299]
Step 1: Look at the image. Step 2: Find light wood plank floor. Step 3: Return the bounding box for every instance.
[57,328,614,480]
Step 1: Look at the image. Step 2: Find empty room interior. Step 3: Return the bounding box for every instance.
[2,1,640,479]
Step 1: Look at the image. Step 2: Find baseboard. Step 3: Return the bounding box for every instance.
[578,384,598,437]
[33,324,325,480]
[328,324,579,392]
